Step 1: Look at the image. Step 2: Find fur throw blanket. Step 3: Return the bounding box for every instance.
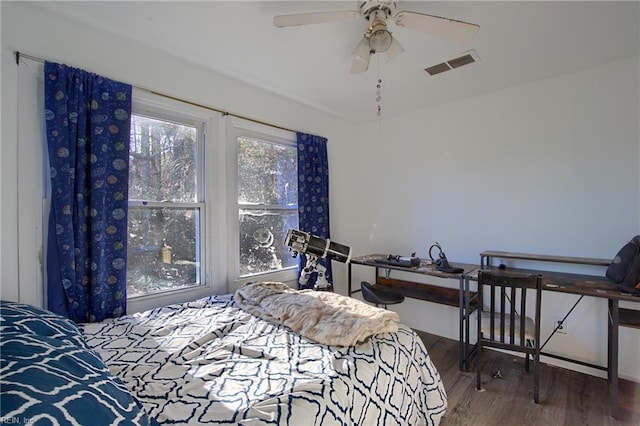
[234,282,400,347]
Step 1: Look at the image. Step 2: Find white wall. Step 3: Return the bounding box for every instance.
[330,56,640,381]
[0,2,356,305]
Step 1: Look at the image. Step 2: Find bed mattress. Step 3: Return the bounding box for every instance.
[81,295,447,425]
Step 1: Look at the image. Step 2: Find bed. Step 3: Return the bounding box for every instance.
[1,284,447,425]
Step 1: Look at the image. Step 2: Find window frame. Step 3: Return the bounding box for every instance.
[227,117,299,289]
[126,90,224,313]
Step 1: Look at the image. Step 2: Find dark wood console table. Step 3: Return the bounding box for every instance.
[347,254,478,371]
[472,250,640,418]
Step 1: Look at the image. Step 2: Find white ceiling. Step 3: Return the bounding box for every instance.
[34,1,640,124]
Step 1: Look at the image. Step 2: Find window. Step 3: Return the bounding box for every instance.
[126,93,213,301]
[233,121,299,281]
[126,94,296,305]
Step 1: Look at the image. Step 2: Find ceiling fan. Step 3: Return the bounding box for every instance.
[273,0,480,74]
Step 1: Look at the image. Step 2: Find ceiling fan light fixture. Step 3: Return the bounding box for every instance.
[350,55,370,74]
[352,37,372,61]
[350,37,372,73]
[368,20,392,53]
[384,37,404,62]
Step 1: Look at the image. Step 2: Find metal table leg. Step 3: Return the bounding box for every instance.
[465,275,472,371]
[458,274,474,371]
[458,276,464,371]
[608,298,619,419]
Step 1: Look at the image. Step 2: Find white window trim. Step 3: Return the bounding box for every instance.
[126,89,227,313]
[225,117,298,291]
[17,57,46,307]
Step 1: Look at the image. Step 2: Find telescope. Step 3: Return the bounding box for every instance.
[284,229,352,290]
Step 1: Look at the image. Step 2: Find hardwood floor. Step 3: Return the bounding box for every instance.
[416,330,640,426]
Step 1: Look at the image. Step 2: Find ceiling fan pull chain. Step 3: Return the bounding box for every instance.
[376,80,382,117]
[376,55,382,118]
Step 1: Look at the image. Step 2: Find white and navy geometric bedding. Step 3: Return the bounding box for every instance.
[81,295,447,425]
[0,301,153,425]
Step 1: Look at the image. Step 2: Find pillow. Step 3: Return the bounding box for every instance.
[0,301,153,425]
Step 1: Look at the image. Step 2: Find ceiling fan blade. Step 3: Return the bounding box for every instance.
[274,10,359,28]
[393,11,480,42]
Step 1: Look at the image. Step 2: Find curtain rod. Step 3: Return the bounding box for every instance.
[15,51,300,134]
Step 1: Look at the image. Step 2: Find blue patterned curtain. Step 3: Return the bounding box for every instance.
[296,132,331,289]
[45,62,132,322]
